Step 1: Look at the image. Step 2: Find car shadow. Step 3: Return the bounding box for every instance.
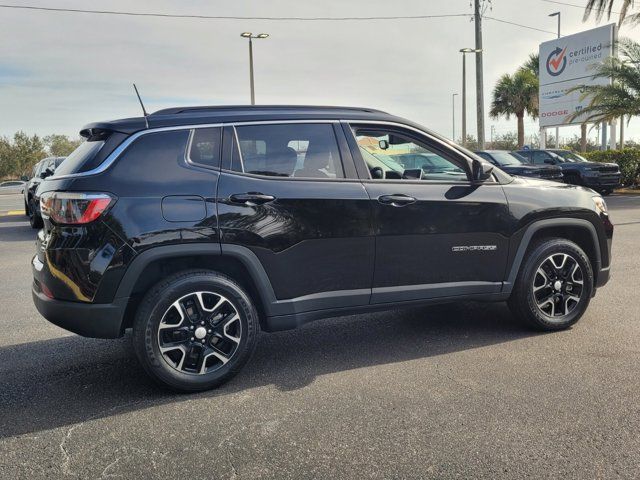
[0,302,541,439]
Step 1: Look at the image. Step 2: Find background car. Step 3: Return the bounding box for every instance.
[0,180,26,195]
[474,150,563,181]
[23,156,65,228]
[516,149,621,195]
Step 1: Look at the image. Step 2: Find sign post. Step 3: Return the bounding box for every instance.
[538,24,617,148]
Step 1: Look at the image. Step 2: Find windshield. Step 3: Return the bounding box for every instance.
[553,150,588,163]
[490,151,525,166]
[358,147,404,173]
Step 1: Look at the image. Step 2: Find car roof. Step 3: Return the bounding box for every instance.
[79,105,416,138]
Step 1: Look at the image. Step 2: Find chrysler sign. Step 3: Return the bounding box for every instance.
[538,24,616,127]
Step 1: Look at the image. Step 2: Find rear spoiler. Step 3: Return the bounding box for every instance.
[79,127,114,141]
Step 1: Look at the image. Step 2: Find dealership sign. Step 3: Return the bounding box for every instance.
[538,24,617,128]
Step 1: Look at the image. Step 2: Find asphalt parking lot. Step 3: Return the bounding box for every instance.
[0,193,639,479]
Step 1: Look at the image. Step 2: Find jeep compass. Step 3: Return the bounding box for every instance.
[32,106,613,391]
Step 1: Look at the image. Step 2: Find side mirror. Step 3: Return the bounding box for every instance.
[20,175,28,182]
[370,167,384,179]
[544,159,555,165]
[378,140,389,150]
[472,159,494,182]
[40,168,54,179]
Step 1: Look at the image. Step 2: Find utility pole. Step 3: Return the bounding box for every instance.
[474,0,486,149]
[452,93,458,141]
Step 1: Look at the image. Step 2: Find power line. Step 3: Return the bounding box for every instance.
[0,4,472,21]
[541,0,621,16]
[0,3,560,36]
[485,16,556,35]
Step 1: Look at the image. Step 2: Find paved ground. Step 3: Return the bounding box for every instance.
[0,194,639,479]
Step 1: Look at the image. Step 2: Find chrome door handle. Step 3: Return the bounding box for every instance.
[377,194,416,207]
[229,192,276,205]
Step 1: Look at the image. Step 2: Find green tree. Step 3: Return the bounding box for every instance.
[584,0,636,25]
[489,70,539,148]
[457,134,479,151]
[10,132,46,178]
[568,38,640,125]
[44,134,82,157]
[520,53,539,77]
[489,132,519,150]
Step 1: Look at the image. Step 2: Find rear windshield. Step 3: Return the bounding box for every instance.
[53,141,105,177]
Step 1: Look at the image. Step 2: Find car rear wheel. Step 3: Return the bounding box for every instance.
[601,188,613,196]
[508,238,593,331]
[133,270,258,392]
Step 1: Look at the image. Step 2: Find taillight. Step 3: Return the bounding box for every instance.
[40,192,115,225]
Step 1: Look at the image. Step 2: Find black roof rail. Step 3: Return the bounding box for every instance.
[150,105,388,116]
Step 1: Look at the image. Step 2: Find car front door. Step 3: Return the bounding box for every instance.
[216,121,374,316]
[344,122,511,304]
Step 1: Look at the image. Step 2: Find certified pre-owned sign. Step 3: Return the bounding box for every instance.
[538,24,616,127]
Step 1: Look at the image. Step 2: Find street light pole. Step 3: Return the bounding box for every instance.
[474,0,486,150]
[549,12,561,147]
[241,32,269,105]
[452,93,458,141]
[460,48,482,148]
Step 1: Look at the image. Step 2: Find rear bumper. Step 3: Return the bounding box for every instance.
[32,286,128,338]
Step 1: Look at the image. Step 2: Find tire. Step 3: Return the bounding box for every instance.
[133,270,259,392]
[24,200,29,217]
[601,188,613,196]
[508,238,593,331]
[28,198,43,229]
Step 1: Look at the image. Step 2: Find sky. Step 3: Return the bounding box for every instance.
[1,0,640,144]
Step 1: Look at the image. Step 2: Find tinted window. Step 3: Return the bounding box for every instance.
[353,126,468,182]
[532,151,552,165]
[234,124,344,179]
[188,127,221,168]
[54,141,105,177]
[484,151,522,166]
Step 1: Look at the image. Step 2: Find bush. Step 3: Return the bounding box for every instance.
[583,148,640,186]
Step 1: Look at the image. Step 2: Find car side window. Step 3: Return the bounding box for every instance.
[532,151,551,165]
[351,126,469,182]
[188,127,222,169]
[232,124,344,179]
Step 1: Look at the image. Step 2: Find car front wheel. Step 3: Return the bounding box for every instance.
[508,238,593,331]
[133,270,259,392]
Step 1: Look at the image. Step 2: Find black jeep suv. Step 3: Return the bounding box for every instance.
[32,106,613,392]
[516,149,621,195]
[475,150,563,181]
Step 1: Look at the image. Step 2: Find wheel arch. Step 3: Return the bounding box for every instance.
[504,218,602,293]
[116,244,278,332]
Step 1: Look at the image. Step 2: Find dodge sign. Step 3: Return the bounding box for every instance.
[538,24,617,128]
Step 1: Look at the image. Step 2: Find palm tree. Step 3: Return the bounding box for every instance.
[567,38,640,130]
[520,53,539,77]
[490,70,539,148]
[583,0,636,25]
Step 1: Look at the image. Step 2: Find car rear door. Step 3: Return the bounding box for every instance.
[216,121,374,315]
[344,122,511,304]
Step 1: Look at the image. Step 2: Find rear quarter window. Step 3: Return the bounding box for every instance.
[54,141,105,177]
